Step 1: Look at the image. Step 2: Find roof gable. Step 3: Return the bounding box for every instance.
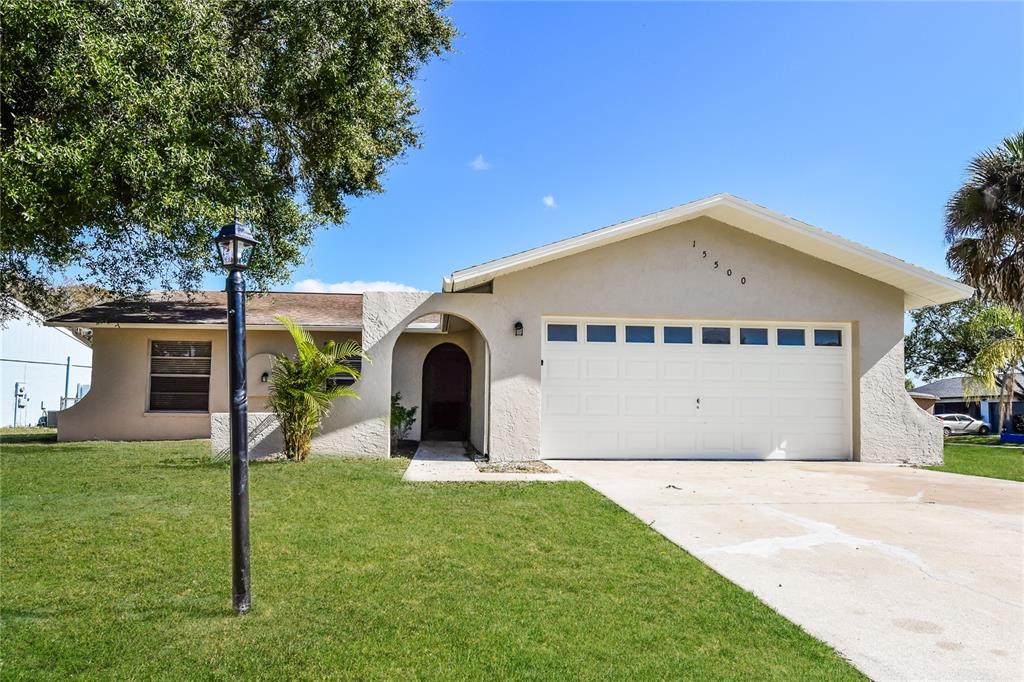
[443,194,973,310]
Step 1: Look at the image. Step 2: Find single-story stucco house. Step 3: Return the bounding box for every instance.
[47,194,973,464]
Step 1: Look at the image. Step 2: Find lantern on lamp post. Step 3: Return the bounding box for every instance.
[214,219,258,614]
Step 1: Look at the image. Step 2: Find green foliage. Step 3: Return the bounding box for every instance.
[0,0,455,320]
[390,392,418,443]
[961,306,1024,430]
[905,298,1004,381]
[945,131,1024,309]
[2,437,863,679]
[267,315,367,461]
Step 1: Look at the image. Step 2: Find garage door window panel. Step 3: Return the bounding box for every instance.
[547,324,578,342]
[777,329,806,346]
[586,324,617,343]
[664,326,693,344]
[814,329,843,347]
[739,328,768,346]
[701,327,731,345]
[625,325,655,343]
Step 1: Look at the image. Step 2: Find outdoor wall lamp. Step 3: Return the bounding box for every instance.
[213,217,259,615]
[260,371,269,383]
[514,321,523,336]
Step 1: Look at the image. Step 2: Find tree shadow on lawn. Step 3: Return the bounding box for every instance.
[0,431,58,444]
[154,456,292,470]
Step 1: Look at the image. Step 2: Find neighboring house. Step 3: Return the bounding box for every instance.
[47,194,972,464]
[1,300,92,427]
[913,375,1024,432]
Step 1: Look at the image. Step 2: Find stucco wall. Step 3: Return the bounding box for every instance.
[327,216,940,463]
[57,327,358,442]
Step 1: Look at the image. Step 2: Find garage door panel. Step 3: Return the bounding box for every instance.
[583,358,618,380]
[738,361,772,383]
[774,432,847,458]
[663,395,697,416]
[811,398,845,418]
[701,431,735,452]
[738,397,772,417]
[699,396,734,417]
[544,393,580,416]
[776,362,816,383]
[700,361,733,381]
[583,394,618,416]
[624,431,658,452]
[624,360,658,381]
[662,361,696,381]
[582,430,620,452]
[663,431,697,453]
[546,358,579,380]
[776,397,809,418]
[739,431,772,454]
[542,319,850,460]
[624,394,658,416]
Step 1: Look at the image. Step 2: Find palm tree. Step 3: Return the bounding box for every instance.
[945,131,1024,310]
[267,315,367,461]
[962,305,1024,433]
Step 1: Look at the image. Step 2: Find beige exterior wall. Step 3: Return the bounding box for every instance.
[57,327,357,442]
[60,214,942,464]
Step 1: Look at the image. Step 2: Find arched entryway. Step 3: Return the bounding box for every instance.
[421,343,471,441]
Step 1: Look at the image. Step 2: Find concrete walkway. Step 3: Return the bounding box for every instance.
[403,441,572,482]
[553,460,1023,681]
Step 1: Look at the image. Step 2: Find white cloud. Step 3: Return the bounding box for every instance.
[541,195,556,208]
[467,154,490,171]
[292,279,422,294]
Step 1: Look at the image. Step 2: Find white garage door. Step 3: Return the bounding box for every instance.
[541,318,851,460]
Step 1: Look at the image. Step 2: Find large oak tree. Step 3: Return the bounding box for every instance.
[1,0,455,320]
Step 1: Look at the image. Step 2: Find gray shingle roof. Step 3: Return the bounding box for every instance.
[47,291,363,328]
[914,374,1024,400]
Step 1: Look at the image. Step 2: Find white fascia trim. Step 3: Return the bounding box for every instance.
[442,193,974,309]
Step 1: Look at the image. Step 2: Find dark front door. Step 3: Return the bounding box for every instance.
[422,343,471,441]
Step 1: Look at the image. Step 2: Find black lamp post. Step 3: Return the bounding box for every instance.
[214,219,258,614]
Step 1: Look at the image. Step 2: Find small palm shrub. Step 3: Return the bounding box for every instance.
[267,315,367,461]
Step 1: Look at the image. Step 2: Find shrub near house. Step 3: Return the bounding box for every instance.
[268,316,366,461]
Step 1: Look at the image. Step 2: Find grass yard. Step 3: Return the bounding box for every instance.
[0,433,861,680]
[942,434,1002,446]
[929,440,1024,482]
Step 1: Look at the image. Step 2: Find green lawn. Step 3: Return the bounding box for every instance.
[943,434,1002,446]
[929,441,1024,482]
[0,434,861,680]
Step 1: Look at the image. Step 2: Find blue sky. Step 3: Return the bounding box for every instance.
[251,2,1024,294]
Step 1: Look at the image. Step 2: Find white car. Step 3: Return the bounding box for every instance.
[936,413,991,436]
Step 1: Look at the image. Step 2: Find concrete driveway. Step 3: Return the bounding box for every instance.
[552,460,1023,681]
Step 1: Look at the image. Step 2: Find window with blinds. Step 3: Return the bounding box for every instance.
[149,341,212,411]
[327,357,362,389]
